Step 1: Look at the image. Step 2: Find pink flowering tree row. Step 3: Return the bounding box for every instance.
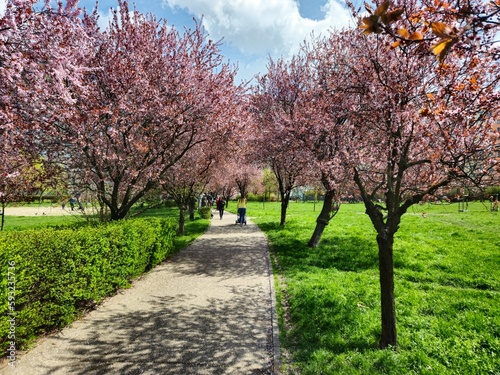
[250,56,318,226]
[1,0,243,221]
[249,8,498,348]
[0,0,89,223]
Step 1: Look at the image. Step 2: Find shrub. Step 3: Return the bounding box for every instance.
[198,206,212,219]
[0,217,177,355]
[485,186,500,198]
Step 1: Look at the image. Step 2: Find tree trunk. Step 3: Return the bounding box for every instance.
[100,180,153,221]
[279,192,290,226]
[109,207,128,221]
[1,203,5,231]
[308,189,336,247]
[377,229,397,348]
[99,202,105,222]
[188,197,196,221]
[178,207,185,235]
[99,199,109,222]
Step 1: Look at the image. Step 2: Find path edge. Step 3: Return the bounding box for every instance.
[247,216,282,375]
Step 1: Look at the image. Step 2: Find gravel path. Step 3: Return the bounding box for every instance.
[1,211,280,374]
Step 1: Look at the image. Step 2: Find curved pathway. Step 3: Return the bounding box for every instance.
[1,211,280,374]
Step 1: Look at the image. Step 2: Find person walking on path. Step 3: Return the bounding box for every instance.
[237,195,247,226]
[216,196,225,219]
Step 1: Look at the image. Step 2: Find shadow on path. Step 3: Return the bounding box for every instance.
[2,211,279,374]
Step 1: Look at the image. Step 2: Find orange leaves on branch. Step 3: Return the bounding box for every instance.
[430,38,456,61]
[430,22,453,39]
[374,1,390,16]
[385,8,404,24]
[429,22,457,61]
[398,28,424,40]
[421,93,435,116]
[408,31,424,40]
[360,16,382,34]
[360,1,403,34]
[361,0,499,62]
[468,76,479,91]
[419,108,431,116]
[397,28,410,38]
[391,28,424,48]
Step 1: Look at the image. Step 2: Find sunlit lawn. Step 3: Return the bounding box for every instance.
[248,201,500,375]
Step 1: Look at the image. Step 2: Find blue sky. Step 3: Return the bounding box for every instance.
[1,0,359,83]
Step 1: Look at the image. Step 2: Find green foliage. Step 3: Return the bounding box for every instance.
[247,192,278,202]
[198,206,212,219]
[485,186,500,197]
[250,201,500,374]
[129,205,209,251]
[0,217,177,354]
[246,193,261,202]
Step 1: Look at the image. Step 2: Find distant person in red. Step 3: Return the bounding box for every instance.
[216,197,225,219]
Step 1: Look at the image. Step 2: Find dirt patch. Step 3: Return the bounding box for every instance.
[2,206,86,216]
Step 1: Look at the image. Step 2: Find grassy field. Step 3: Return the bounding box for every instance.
[1,214,74,231]
[248,201,499,375]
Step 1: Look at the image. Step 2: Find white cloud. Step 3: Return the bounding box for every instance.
[163,0,352,58]
[96,9,114,31]
[0,0,6,17]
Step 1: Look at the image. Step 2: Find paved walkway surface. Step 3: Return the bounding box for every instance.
[1,211,280,374]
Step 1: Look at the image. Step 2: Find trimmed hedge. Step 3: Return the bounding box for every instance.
[0,217,177,355]
[198,206,212,219]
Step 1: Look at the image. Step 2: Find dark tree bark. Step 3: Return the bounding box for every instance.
[376,229,397,348]
[100,178,153,221]
[273,165,296,227]
[361,192,400,349]
[235,177,249,200]
[188,196,196,221]
[99,200,106,222]
[109,206,130,221]
[279,190,291,226]
[0,203,5,231]
[178,206,186,235]
[308,189,339,247]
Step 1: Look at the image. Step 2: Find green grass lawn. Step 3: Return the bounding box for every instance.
[248,201,500,375]
[1,214,77,231]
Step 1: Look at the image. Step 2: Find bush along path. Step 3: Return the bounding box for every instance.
[1,211,280,374]
[0,218,178,355]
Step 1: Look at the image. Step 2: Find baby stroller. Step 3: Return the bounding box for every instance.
[235,212,247,225]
